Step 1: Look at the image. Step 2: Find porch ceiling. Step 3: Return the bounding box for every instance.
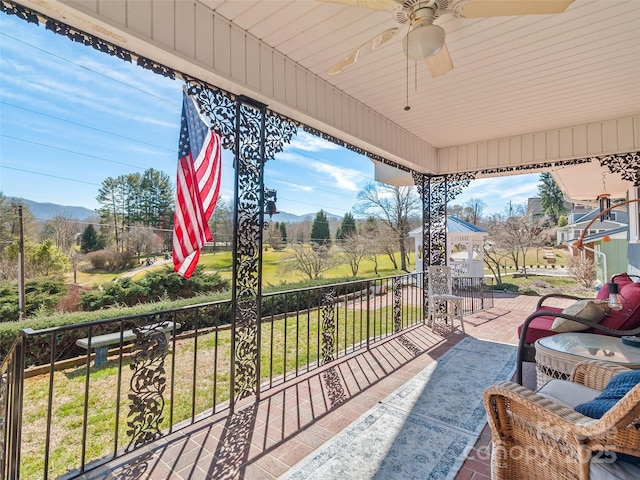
[12,0,640,193]
[201,0,639,149]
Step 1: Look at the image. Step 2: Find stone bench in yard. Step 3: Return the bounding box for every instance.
[76,321,180,367]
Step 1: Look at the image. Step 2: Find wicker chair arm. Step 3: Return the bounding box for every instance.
[486,379,640,448]
[484,381,595,478]
[484,380,640,479]
[484,381,594,435]
[570,360,631,391]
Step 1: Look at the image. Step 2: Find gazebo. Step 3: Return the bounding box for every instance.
[410,217,488,277]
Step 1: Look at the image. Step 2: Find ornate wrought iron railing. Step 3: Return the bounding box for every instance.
[0,272,492,479]
[453,276,494,314]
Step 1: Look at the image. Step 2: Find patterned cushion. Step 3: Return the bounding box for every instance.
[575,370,640,467]
[575,370,640,418]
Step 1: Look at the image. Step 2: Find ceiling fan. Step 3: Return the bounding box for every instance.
[325,0,574,78]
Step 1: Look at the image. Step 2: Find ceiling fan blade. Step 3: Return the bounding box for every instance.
[320,0,398,11]
[327,27,399,75]
[456,0,574,18]
[426,43,453,77]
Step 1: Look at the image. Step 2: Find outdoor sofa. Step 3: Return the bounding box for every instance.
[515,273,640,384]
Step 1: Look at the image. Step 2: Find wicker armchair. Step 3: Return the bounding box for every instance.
[484,361,640,480]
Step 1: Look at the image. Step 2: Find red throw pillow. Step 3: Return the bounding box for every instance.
[596,273,635,301]
[597,283,640,332]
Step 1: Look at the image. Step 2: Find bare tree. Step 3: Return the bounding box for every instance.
[288,218,312,245]
[482,241,508,286]
[462,198,486,225]
[41,213,79,254]
[124,224,163,262]
[501,214,545,277]
[209,199,233,252]
[265,221,284,250]
[361,216,383,275]
[354,183,419,272]
[483,212,545,284]
[282,243,336,280]
[337,233,369,277]
[377,223,401,269]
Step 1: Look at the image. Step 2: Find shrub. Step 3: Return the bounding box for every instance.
[567,257,597,288]
[86,249,137,271]
[80,266,229,311]
[0,277,67,322]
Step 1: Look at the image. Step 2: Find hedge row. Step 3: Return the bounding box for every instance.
[1,275,373,367]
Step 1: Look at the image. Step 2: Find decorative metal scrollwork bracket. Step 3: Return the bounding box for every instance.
[126,320,170,451]
[321,287,338,364]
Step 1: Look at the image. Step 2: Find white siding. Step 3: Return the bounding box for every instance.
[439,115,640,174]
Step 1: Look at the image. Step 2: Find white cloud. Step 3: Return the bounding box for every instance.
[453,174,540,214]
[276,152,362,192]
[288,131,341,152]
[276,180,314,192]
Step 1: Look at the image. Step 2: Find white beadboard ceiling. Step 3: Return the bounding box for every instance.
[200,0,640,149]
[197,0,640,201]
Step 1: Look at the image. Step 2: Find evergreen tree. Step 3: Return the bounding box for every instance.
[80,224,99,253]
[538,173,567,224]
[337,212,356,240]
[279,222,287,243]
[310,210,330,246]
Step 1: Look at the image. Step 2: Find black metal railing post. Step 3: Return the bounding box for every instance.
[1,333,27,480]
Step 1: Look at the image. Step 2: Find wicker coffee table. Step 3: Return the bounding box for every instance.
[535,332,640,388]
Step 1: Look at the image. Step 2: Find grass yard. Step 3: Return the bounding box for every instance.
[20,299,421,479]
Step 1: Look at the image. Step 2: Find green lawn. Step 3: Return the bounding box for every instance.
[75,248,417,288]
[21,301,422,479]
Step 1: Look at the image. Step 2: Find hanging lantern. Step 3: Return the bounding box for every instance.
[264,188,279,218]
[597,193,611,221]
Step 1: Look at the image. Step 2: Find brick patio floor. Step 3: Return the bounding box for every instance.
[75,292,575,480]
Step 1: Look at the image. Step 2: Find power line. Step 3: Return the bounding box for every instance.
[0,32,173,103]
[1,31,380,215]
[1,134,148,170]
[275,148,372,183]
[1,101,174,153]
[1,165,101,186]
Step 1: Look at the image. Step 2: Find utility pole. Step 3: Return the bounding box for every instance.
[18,205,26,320]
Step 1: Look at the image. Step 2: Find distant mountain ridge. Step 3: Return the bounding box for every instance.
[8,198,97,221]
[8,197,341,223]
[273,211,343,223]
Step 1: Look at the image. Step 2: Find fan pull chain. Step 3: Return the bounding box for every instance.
[404,53,411,111]
[415,60,418,92]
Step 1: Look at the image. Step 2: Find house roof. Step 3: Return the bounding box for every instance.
[410,216,487,238]
[566,207,628,227]
[568,226,628,245]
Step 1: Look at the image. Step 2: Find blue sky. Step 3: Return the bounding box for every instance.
[0,13,540,218]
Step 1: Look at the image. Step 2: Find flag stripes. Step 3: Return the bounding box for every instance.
[172,92,222,279]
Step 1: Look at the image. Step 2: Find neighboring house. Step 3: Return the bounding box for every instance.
[410,217,488,277]
[557,207,629,245]
[560,206,631,284]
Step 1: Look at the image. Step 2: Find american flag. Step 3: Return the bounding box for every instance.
[172,91,222,279]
